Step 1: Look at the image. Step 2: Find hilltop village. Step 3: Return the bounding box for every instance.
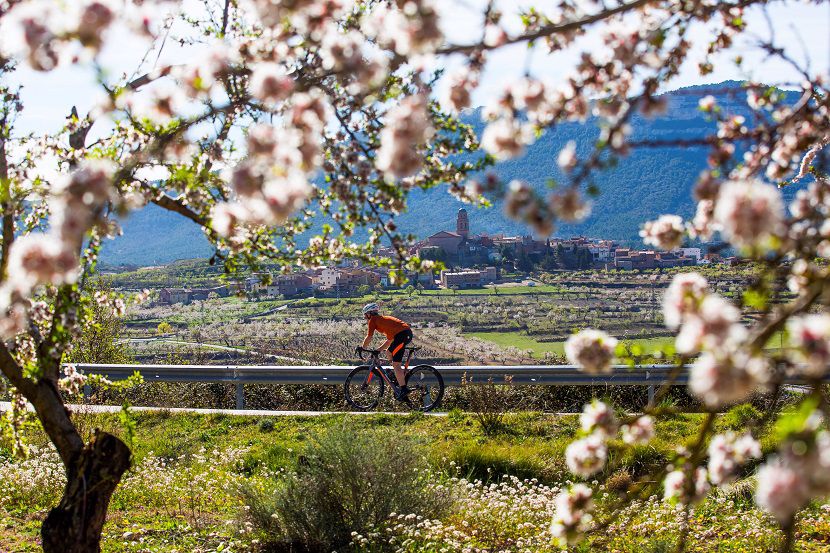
[156,208,733,304]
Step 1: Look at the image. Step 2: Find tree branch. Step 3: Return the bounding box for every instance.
[0,342,84,467]
[0,118,13,280]
[437,0,655,55]
[151,193,217,240]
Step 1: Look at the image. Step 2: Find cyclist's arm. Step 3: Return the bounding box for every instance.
[361,322,375,349]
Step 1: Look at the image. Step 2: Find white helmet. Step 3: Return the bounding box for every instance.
[362,302,379,315]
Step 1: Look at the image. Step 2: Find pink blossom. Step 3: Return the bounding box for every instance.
[713,179,784,250]
[640,214,685,250]
[708,432,761,485]
[756,458,810,523]
[442,67,478,113]
[688,199,715,241]
[674,295,746,355]
[621,415,655,445]
[549,188,591,222]
[787,314,830,377]
[557,141,578,172]
[565,434,607,477]
[75,1,114,50]
[689,351,768,408]
[59,364,87,395]
[0,300,28,340]
[661,272,708,330]
[249,63,294,106]
[698,95,717,112]
[363,1,442,56]
[6,233,79,291]
[580,401,618,437]
[481,118,533,160]
[550,483,593,546]
[376,94,434,178]
[664,467,710,504]
[565,329,617,374]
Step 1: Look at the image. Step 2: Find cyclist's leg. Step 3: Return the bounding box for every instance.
[389,330,413,386]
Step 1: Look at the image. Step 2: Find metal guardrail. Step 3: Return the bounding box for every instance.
[76,363,687,409]
[74,363,823,410]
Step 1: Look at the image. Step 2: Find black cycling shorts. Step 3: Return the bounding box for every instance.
[388,329,413,362]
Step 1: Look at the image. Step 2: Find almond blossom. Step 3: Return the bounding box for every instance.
[376,94,434,179]
[755,458,811,523]
[481,117,533,160]
[579,400,618,437]
[674,295,746,355]
[713,179,785,250]
[661,272,708,330]
[565,329,617,374]
[664,467,710,505]
[565,434,607,477]
[550,483,594,546]
[640,214,685,250]
[621,415,655,446]
[688,351,768,408]
[708,432,761,485]
[787,314,830,377]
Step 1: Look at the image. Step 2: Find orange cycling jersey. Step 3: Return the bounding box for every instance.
[366,314,410,340]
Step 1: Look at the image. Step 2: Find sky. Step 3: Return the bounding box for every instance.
[5,0,830,137]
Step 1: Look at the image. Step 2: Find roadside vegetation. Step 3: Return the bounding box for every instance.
[2,408,829,552]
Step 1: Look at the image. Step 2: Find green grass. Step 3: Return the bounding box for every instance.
[466,331,676,358]
[4,410,830,552]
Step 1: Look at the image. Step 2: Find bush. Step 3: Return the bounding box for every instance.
[240,424,453,551]
[460,374,523,435]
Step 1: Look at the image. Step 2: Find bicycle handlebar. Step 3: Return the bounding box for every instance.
[355,346,382,360]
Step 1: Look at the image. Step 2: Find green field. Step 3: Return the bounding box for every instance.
[466,331,676,359]
[3,409,827,552]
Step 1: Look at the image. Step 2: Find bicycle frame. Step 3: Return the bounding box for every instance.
[364,348,416,387]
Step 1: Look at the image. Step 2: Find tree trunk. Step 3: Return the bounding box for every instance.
[41,431,131,553]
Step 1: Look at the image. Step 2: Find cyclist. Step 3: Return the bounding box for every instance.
[357,302,413,398]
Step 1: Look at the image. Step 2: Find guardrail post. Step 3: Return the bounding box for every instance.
[236,383,245,410]
[647,384,655,405]
[83,383,91,402]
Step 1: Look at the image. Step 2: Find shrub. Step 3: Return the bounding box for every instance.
[240,424,453,551]
[460,374,522,435]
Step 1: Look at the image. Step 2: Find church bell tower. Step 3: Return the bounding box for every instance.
[457,208,470,238]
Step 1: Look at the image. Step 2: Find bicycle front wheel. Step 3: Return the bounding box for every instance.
[405,365,444,412]
[344,365,384,411]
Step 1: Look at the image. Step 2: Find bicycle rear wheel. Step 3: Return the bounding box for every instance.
[344,365,384,410]
[405,365,444,412]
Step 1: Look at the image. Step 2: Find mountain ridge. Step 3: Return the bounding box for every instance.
[99,81,798,266]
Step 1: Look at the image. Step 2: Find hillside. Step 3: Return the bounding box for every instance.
[98,82,795,266]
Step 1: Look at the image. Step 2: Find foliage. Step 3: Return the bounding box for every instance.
[460,374,522,435]
[66,279,133,365]
[239,424,453,550]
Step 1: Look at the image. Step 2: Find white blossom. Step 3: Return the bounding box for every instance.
[580,400,618,437]
[713,179,784,250]
[787,314,830,377]
[621,415,655,445]
[565,434,607,477]
[662,272,708,330]
[689,350,768,408]
[708,432,761,485]
[565,329,617,374]
[640,214,685,250]
[376,94,434,178]
[664,467,710,504]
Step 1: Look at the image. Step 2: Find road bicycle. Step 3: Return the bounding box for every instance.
[344,346,444,412]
